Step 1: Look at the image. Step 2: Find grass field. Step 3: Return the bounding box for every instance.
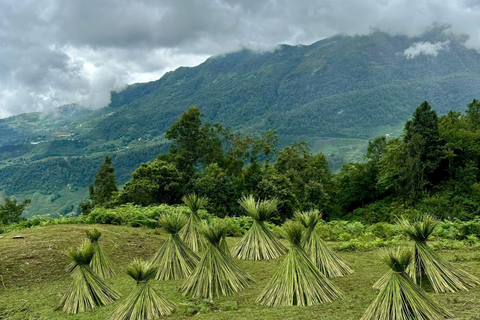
[1,224,479,319]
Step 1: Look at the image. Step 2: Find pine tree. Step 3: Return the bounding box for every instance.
[90,156,118,207]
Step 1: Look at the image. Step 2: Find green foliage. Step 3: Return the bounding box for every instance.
[296,210,354,277]
[150,212,200,280]
[118,159,184,206]
[89,156,118,208]
[108,259,176,320]
[256,220,343,307]
[0,197,31,225]
[361,247,453,320]
[232,195,287,260]
[86,229,116,279]
[60,241,121,314]
[180,221,254,299]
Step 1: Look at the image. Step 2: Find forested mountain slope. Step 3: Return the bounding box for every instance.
[1,30,480,217]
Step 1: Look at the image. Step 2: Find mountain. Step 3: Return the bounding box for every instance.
[2,29,480,217]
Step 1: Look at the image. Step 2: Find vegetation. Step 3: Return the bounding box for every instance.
[256,221,343,307]
[1,224,480,319]
[178,193,208,253]
[108,259,176,320]
[86,228,116,279]
[232,195,287,260]
[59,241,121,314]
[296,209,353,278]
[180,220,254,299]
[401,215,480,293]
[361,248,452,320]
[150,211,200,280]
[0,197,31,225]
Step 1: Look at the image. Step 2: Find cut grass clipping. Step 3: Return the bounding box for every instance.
[108,259,176,320]
[232,195,287,260]
[150,211,200,280]
[361,248,453,320]
[180,220,254,299]
[179,193,208,253]
[374,214,480,293]
[256,220,343,307]
[86,228,116,279]
[60,241,121,314]
[295,209,353,278]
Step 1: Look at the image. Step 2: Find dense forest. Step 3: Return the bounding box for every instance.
[81,99,480,224]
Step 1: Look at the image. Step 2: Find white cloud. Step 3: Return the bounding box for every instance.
[404,41,450,59]
[2,0,480,118]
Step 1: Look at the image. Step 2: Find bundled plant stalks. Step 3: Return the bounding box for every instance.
[108,259,176,320]
[150,211,200,280]
[295,209,353,278]
[219,220,232,258]
[60,241,121,314]
[86,228,116,279]
[361,248,453,320]
[180,220,254,299]
[256,221,343,307]
[179,193,208,253]
[375,214,480,293]
[231,195,287,260]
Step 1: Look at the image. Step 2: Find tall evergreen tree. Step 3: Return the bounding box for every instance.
[90,156,118,207]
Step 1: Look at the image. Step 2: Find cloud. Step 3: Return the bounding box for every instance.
[404,41,450,59]
[2,0,480,118]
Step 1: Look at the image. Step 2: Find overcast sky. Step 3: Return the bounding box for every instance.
[1,0,480,118]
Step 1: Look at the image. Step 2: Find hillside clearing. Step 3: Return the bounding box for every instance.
[0,224,479,319]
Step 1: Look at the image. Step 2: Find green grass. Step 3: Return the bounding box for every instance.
[0,224,479,319]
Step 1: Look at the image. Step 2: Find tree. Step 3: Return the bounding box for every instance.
[118,159,183,206]
[466,99,480,129]
[90,156,118,207]
[0,197,31,225]
[404,101,443,185]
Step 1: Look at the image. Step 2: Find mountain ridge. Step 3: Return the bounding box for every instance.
[1,30,480,217]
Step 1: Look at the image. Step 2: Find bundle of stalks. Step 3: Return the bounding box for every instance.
[60,241,121,314]
[85,228,116,279]
[361,248,453,320]
[374,214,480,293]
[180,220,254,299]
[179,193,208,253]
[256,221,343,307]
[150,211,200,280]
[108,259,176,320]
[295,209,353,278]
[231,195,286,260]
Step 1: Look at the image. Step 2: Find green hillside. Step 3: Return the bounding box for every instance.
[2,30,480,217]
[0,224,479,319]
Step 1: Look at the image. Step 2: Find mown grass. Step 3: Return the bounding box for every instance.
[0,224,479,319]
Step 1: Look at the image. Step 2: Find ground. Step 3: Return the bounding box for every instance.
[0,224,479,319]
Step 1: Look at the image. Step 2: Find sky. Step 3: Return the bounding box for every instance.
[1,0,480,118]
